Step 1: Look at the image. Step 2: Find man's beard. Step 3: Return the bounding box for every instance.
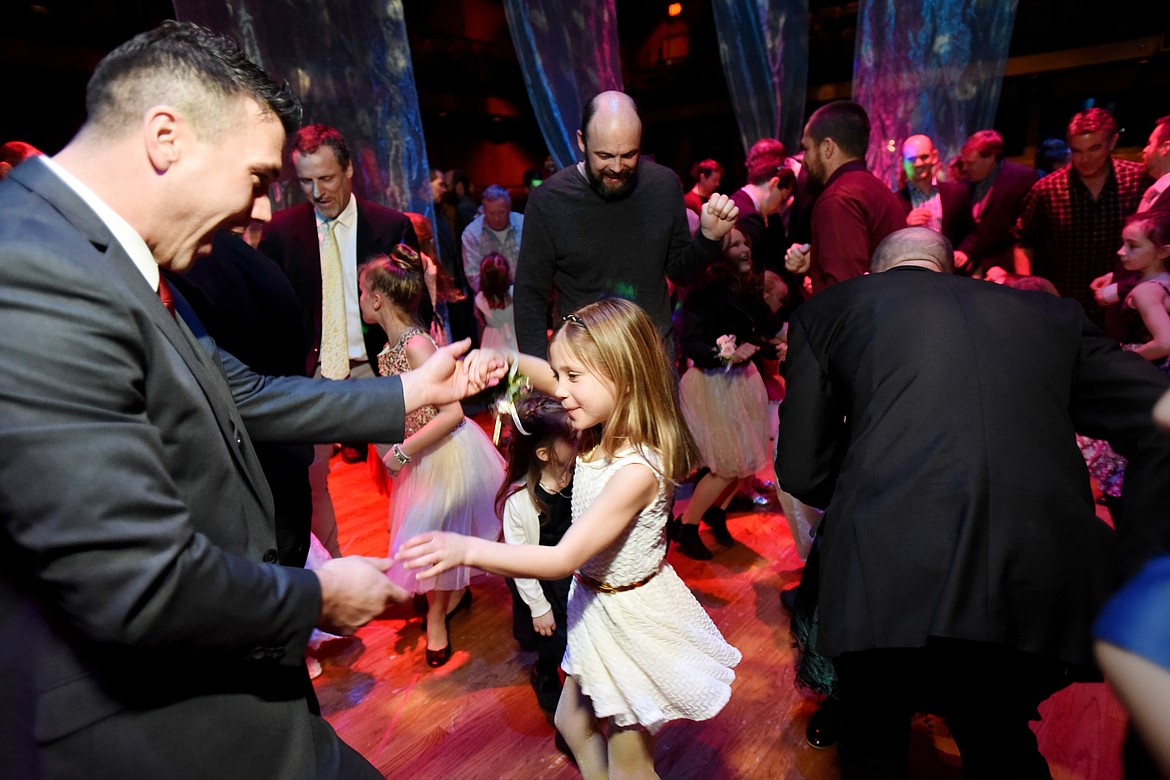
[585,160,638,201]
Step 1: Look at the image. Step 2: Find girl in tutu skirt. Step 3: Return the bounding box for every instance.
[399,299,740,779]
[359,245,504,668]
[475,252,517,351]
[672,227,776,559]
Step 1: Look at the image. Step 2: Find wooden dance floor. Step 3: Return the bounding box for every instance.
[314,419,1129,779]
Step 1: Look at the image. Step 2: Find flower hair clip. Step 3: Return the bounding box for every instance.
[492,352,531,444]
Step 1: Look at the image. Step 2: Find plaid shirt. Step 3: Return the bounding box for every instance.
[1015,159,1149,312]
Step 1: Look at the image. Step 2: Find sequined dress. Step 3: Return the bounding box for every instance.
[561,448,741,733]
[379,328,504,593]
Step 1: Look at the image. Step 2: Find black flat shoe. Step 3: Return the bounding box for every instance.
[425,643,452,668]
[703,506,734,546]
[665,515,681,542]
[780,586,798,613]
[676,522,713,560]
[806,699,839,749]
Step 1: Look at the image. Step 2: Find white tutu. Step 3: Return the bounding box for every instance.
[679,363,770,478]
[385,420,504,593]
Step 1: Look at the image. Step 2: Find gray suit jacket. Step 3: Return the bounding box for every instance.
[0,158,401,777]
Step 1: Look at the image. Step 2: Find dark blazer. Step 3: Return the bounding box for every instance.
[0,158,406,777]
[165,232,314,567]
[259,198,417,375]
[955,160,1039,275]
[897,180,976,268]
[777,267,1170,669]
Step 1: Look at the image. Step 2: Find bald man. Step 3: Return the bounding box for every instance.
[513,90,739,358]
[895,134,975,272]
[778,227,1170,775]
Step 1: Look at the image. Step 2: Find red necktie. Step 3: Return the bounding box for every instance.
[158,276,176,318]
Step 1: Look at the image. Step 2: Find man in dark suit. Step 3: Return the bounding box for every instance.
[777,228,1170,776]
[259,123,418,557]
[896,134,975,272]
[166,230,315,568]
[0,22,501,778]
[956,129,1040,277]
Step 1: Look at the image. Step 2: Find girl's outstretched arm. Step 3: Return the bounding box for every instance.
[398,462,657,580]
[465,348,558,396]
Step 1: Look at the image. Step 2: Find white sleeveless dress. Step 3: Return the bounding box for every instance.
[562,448,741,733]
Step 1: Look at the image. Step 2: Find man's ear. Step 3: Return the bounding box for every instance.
[143,106,182,173]
[577,130,586,155]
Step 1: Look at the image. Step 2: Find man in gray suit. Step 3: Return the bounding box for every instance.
[0,22,501,778]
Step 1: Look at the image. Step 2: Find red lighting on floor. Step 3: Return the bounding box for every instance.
[668,3,682,17]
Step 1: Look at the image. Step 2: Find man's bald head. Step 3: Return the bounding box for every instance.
[870,227,954,274]
[578,91,642,200]
[580,91,641,147]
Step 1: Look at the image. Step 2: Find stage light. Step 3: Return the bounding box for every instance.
[668,3,682,17]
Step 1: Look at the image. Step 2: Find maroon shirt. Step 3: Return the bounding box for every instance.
[809,160,906,292]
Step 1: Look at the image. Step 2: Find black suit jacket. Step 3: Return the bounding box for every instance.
[0,159,406,777]
[956,160,1039,275]
[166,232,314,567]
[897,180,976,267]
[777,267,1170,669]
[259,197,418,375]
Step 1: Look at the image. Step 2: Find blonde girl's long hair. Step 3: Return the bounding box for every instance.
[552,298,697,483]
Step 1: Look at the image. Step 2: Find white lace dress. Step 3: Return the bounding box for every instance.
[562,448,741,733]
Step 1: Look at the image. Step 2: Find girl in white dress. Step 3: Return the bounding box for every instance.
[399,298,740,778]
[474,252,517,351]
[359,246,503,669]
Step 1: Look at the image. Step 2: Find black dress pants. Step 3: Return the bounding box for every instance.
[834,639,1073,780]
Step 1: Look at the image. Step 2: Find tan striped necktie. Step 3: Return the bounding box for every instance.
[319,219,350,379]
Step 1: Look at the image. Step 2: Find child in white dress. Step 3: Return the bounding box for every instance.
[399,298,740,778]
[358,245,503,669]
[474,252,517,351]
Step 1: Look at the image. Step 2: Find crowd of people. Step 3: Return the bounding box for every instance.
[4,19,1170,780]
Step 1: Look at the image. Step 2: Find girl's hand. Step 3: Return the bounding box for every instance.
[532,610,556,636]
[381,451,406,476]
[732,342,760,363]
[396,532,467,578]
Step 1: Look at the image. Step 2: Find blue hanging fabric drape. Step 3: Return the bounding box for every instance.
[711,0,809,155]
[852,0,1018,188]
[172,0,434,223]
[502,0,623,170]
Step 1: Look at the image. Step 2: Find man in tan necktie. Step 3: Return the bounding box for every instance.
[260,125,418,557]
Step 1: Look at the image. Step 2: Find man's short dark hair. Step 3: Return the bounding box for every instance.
[744,139,786,185]
[1068,107,1117,139]
[85,20,301,139]
[1153,116,1170,146]
[962,129,1004,161]
[293,124,350,170]
[805,101,871,160]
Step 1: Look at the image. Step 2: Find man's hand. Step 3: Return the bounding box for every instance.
[400,339,508,413]
[954,250,969,270]
[699,193,739,241]
[905,206,932,227]
[315,556,409,635]
[786,243,811,275]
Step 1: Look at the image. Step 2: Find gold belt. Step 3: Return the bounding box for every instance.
[574,562,664,594]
